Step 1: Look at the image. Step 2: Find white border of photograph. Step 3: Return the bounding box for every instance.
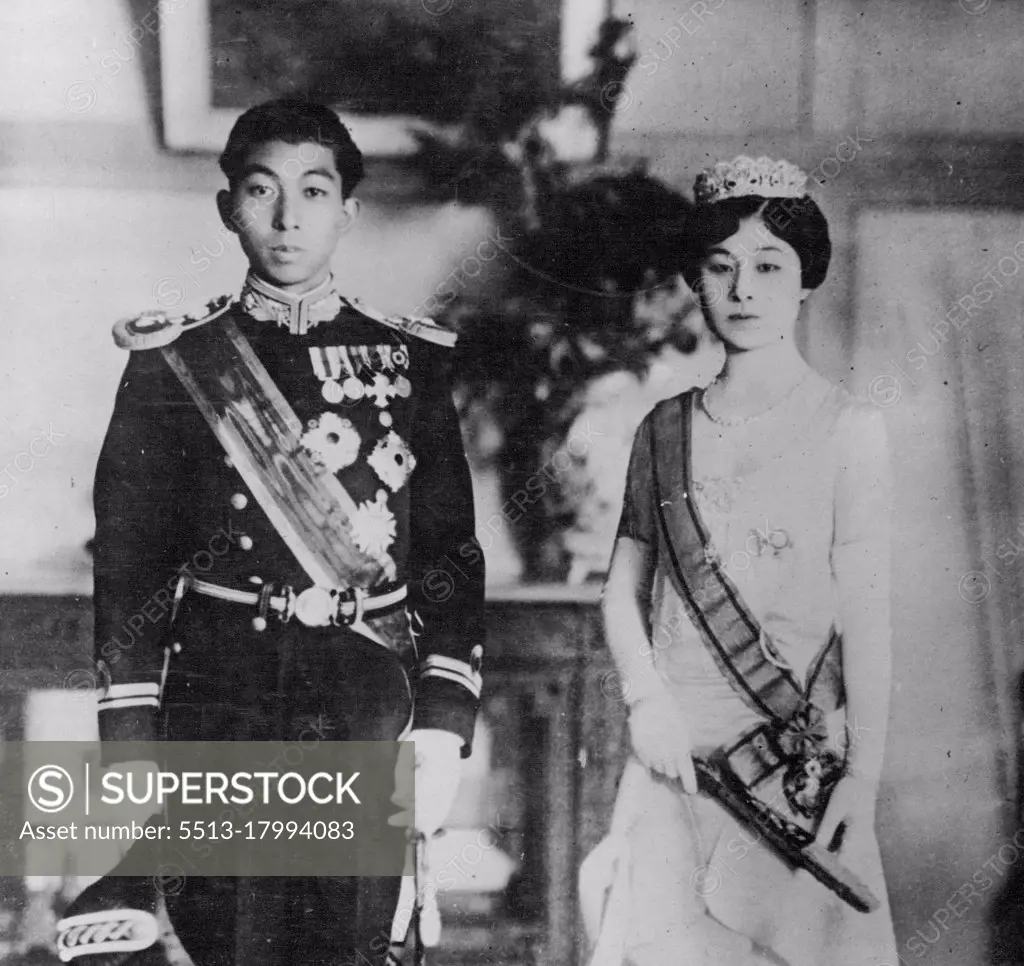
[160,0,608,156]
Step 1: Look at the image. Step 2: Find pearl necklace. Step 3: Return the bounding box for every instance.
[700,371,812,427]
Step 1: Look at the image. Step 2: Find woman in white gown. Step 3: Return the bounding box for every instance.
[593,157,898,966]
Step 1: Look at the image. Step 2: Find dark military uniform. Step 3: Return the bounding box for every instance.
[76,273,485,966]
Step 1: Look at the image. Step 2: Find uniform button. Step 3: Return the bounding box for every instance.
[239,535,254,551]
[230,493,249,510]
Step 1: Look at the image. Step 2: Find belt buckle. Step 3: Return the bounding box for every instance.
[293,586,337,628]
[334,586,365,627]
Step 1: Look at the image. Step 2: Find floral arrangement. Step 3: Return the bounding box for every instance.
[439,163,710,578]
[445,167,699,445]
[413,16,715,578]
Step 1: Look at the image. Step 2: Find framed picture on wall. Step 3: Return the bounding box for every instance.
[160,0,608,156]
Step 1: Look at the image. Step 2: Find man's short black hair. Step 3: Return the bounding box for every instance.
[219,98,365,198]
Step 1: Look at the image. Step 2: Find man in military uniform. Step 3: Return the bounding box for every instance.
[64,98,485,966]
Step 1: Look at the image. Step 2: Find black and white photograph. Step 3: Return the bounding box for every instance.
[1,1,1023,964]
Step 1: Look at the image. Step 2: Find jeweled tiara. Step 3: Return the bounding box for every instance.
[693,155,809,204]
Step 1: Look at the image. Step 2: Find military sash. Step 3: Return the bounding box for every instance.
[161,317,396,591]
[649,393,847,836]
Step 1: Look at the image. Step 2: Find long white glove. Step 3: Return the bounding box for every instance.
[390,728,464,838]
[627,689,698,793]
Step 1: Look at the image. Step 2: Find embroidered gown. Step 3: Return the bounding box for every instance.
[598,373,897,966]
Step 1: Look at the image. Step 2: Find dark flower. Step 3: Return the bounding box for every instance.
[778,703,829,759]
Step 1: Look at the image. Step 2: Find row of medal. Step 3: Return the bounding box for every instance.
[309,345,412,407]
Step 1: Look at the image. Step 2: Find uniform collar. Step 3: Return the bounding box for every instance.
[239,273,345,336]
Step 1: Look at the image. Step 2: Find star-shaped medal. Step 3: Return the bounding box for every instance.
[350,490,397,556]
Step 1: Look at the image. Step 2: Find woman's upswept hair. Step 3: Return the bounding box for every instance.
[681,195,832,291]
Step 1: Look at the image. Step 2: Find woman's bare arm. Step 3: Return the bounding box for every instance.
[815,403,893,849]
[831,404,894,788]
[602,535,662,702]
[603,534,696,790]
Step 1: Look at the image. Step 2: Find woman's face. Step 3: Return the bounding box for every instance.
[696,217,810,352]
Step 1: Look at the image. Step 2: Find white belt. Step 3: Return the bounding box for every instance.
[185,578,407,630]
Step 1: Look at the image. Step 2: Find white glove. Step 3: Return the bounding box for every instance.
[628,690,698,793]
[389,729,464,838]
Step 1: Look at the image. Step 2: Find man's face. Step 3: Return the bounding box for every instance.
[219,139,359,292]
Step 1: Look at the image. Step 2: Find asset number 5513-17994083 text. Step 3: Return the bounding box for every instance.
[178,820,354,841]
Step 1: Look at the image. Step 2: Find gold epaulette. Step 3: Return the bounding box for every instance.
[347,297,457,348]
[112,296,234,351]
